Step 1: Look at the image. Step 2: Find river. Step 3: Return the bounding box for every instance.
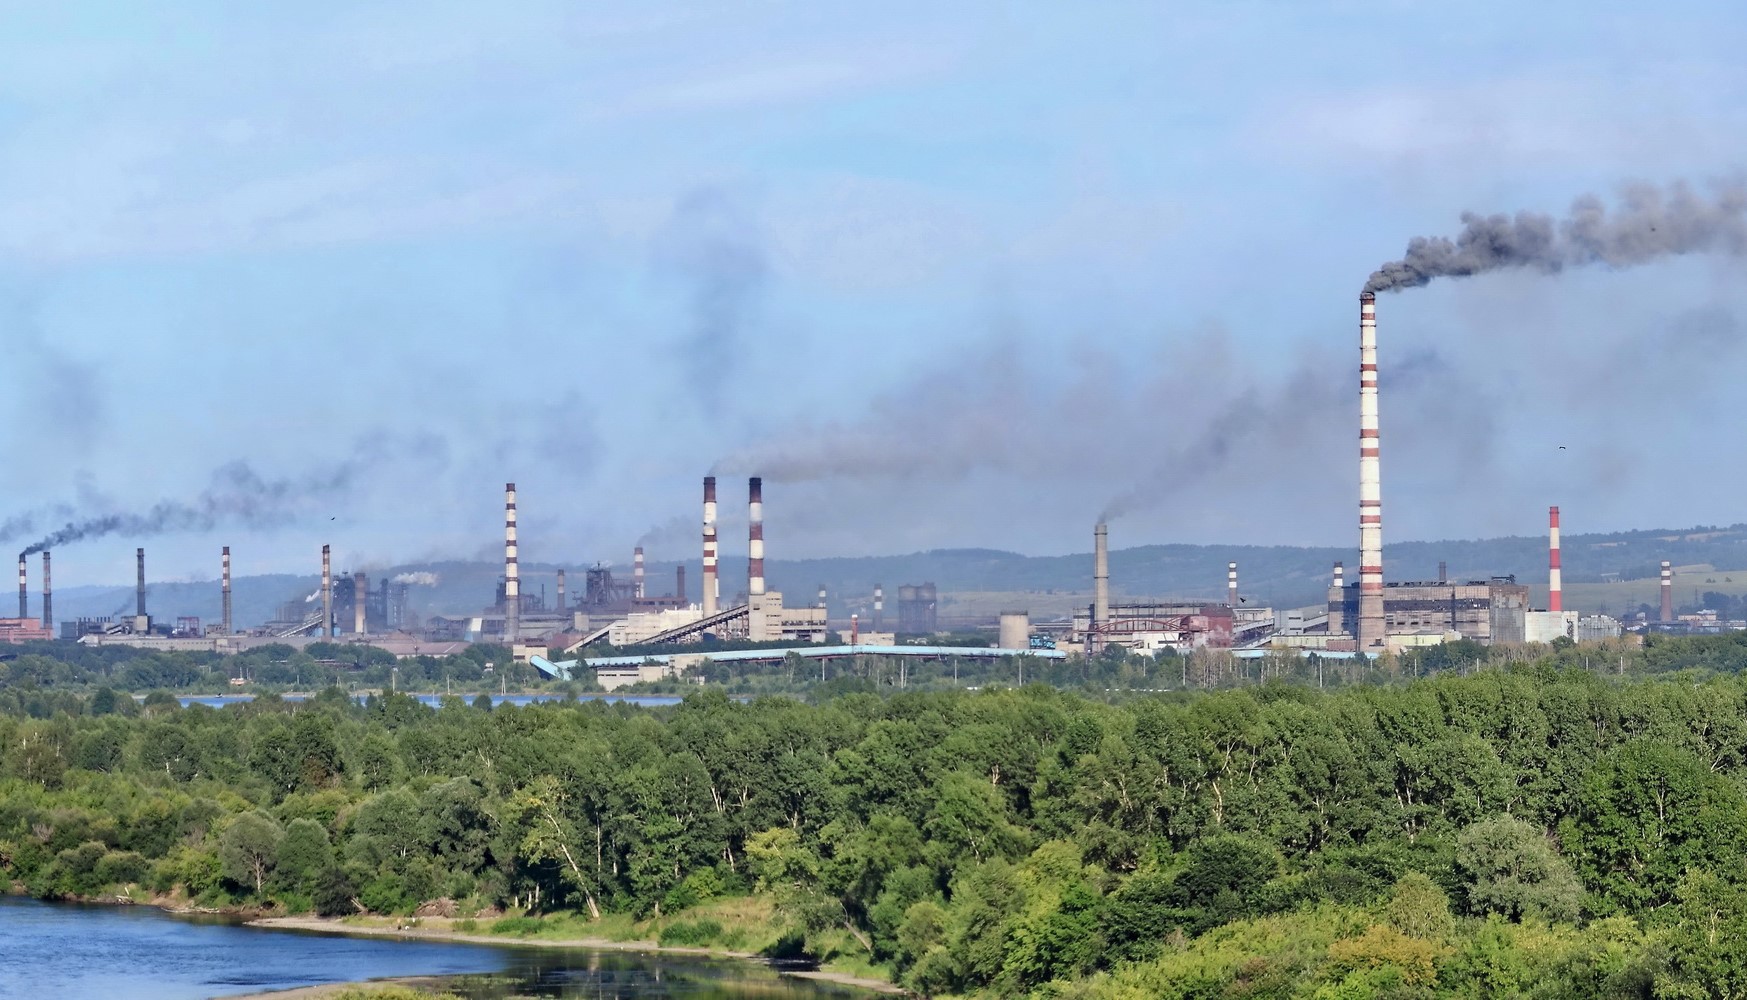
[0,897,870,999]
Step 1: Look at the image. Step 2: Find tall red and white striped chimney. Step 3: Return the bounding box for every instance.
[873,584,884,631]
[1227,561,1239,608]
[748,477,766,597]
[1357,291,1385,651]
[1548,506,1563,613]
[222,546,232,635]
[1661,560,1674,622]
[633,546,646,599]
[555,568,566,616]
[16,554,26,619]
[320,544,332,638]
[504,483,519,643]
[41,551,51,634]
[702,477,719,615]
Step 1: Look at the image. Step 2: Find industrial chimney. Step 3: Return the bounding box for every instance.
[16,554,25,619]
[1357,291,1385,651]
[633,546,646,599]
[1093,522,1110,630]
[1548,507,1563,614]
[748,477,766,597]
[817,584,827,610]
[873,584,884,631]
[555,568,567,617]
[504,483,519,644]
[354,571,368,634]
[136,548,147,620]
[1227,561,1239,608]
[1333,561,1344,590]
[222,546,232,635]
[41,551,51,635]
[1661,560,1674,622]
[676,565,686,604]
[1438,560,1448,584]
[702,477,719,616]
[321,545,332,638]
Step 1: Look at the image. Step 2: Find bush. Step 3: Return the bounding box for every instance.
[658,919,724,947]
[490,915,543,936]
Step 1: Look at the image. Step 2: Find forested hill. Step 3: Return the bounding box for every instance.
[41,522,1747,625]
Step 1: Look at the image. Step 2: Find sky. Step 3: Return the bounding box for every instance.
[3,1,1747,588]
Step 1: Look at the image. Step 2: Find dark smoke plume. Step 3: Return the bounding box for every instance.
[1366,180,1747,293]
[16,433,445,557]
[652,188,768,410]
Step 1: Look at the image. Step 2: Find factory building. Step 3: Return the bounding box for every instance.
[1073,525,1269,653]
[1327,576,1530,647]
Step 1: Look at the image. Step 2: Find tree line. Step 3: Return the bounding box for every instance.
[8,640,1747,994]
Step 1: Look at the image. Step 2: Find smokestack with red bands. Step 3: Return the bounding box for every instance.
[1357,291,1385,651]
[1661,560,1674,622]
[748,477,765,597]
[1548,506,1563,614]
[702,477,719,615]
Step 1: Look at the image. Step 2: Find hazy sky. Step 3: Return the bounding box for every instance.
[4,1,1747,587]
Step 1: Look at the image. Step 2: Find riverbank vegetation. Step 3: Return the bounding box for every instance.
[8,635,1747,995]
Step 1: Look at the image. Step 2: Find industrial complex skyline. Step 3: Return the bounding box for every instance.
[4,3,1747,588]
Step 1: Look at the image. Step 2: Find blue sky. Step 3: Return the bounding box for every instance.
[4,1,1747,587]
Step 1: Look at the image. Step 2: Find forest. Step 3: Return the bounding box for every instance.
[8,635,1747,997]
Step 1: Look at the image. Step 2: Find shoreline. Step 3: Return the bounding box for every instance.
[245,915,906,995]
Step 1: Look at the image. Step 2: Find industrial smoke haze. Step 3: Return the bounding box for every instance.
[392,571,439,586]
[15,433,445,557]
[1365,180,1747,293]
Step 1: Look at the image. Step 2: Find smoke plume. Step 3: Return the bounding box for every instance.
[392,571,439,586]
[17,432,445,557]
[1365,180,1747,293]
[652,187,768,410]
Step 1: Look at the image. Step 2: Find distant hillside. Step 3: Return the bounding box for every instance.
[39,523,1747,628]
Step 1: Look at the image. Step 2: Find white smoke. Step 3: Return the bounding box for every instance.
[392,571,439,586]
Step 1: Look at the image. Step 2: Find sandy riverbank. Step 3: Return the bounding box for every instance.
[224,976,450,999]
[245,915,905,995]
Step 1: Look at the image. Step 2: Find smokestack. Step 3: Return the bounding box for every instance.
[1357,291,1385,651]
[222,547,232,635]
[41,551,51,635]
[556,568,566,616]
[676,565,686,604]
[702,477,719,616]
[1548,507,1563,614]
[1227,561,1238,608]
[1093,522,1110,629]
[16,554,25,619]
[1334,561,1344,590]
[1661,560,1673,622]
[1438,560,1448,584]
[817,584,827,610]
[748,477,765,597]
[851,612,860,646]
[321,545,332,638]
[873,584,884,631]
[136,548,147,619]
[354,571,367,634]
[504,483,519,644]
[633,546,646,599]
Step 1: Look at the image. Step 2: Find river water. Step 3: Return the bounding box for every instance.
[0,897,868,999]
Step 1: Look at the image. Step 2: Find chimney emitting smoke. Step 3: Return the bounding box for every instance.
[1357,291,1385,651]
[1093,522,1110,632]
[222,546,232,635]
[702,477,719,616]
[633,546,646,599]
[748,477,765,597]
[41,551,51,634]
[321,545,332,638]
[16,554,25,619]
[136,548,147,620]
[1548,507,1563,614]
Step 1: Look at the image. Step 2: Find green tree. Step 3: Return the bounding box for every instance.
[220,811,284,895]
[1454,815,1581,921]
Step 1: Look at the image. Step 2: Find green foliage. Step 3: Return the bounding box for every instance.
[1454,815,1582,921]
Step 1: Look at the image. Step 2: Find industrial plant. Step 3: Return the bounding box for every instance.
[0,293,1724,666]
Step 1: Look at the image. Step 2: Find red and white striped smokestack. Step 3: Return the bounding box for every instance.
[222,547,232,635]
[873,584,884,631]
[748,477,765,597]
[702,477,719,616]
[633,546,646,599]
[556,568,566,616]
[1333,561,1344,589]
[41,551,51,634]
[1548,506,1563,614]
[1227,561,1239,608]
[1661,560,1674,622]
[136,548,147,620]
[1093,523,1110,629]
[504,483,519,644]
[16,554,26,619]
[817,584,827,610]
[1357,291,1385,651]
[321,544,332,638]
